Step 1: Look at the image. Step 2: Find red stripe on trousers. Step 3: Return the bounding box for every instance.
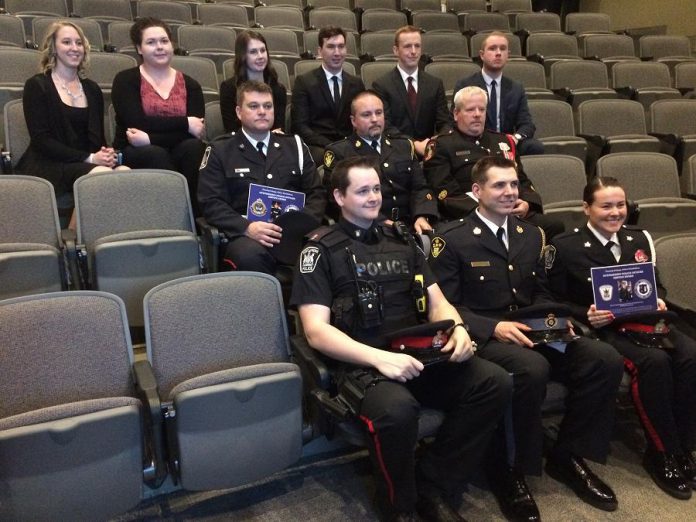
[624,358,665,452]
[359,414,396,505]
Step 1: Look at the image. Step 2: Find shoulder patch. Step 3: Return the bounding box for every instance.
[424,140,436,162]
[543,245,557,270]
[299,246,321,274]
[430,236,446,258]
[199,146,211,170]
[324,150,335,168]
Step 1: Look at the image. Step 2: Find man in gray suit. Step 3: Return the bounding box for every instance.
[372,25,452,157]
[454,31,544,156]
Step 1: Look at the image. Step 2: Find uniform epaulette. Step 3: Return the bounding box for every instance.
[553,227,582,242]
[212,132,235,142]
[435,218,467,235]
[306,226,351,250]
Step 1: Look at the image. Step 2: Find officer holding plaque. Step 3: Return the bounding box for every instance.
[198,80,325,273]
[549,176,696,500]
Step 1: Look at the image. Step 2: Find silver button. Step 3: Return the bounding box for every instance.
[239,173,244,177]
[267,174,273,179]
[479,275,485,281]
[512,288,517,294]
[508,265,513,271]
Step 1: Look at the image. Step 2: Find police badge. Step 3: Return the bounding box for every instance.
[250,198,267,217]
[323,150,334,168]
[300,246,321,273]
[599,284,613,302]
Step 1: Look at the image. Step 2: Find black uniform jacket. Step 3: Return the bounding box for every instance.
[423,128,542,220]
[429,213,553,343]
[198,131,326,238]
[324,133,438,222]
[549,225,665,321]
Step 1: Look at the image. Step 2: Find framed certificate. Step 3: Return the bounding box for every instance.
[591,262,658,317]
[246,183,305,223]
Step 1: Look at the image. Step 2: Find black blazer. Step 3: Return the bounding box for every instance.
[372,67,452,141]
[454,71,536,138]
[18,72,105,185]
[290,66,365,148]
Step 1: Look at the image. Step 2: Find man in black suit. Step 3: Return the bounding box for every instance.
[372,25,452,157]
[291,26,365,163]
[454,31,544,156]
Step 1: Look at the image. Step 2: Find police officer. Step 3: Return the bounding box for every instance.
[291,156,512,521]
[324,91,438,233]
[429,156,624,520]
[549,176,696,499]
[198,80,326,274]
[423,86,562,237]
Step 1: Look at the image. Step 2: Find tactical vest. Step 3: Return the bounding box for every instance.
[315,225,421,346]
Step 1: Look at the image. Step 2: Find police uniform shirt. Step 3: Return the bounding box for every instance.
[586,223,620,262]
[549,224,662,320]
[422,128,542,220]
[290,219,435,339]
[429,213,552,343]
[241,128,270,156]
[475,209,509,250]
[197,131,326,239]
[324,133,438,223]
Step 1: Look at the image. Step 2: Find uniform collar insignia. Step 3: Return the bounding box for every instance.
[473,227,482,236]
[516,225,523,233]
[584,241,591,248]
[626,236,633,241]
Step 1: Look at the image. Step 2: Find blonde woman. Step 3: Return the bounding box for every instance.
[19,21,125,198]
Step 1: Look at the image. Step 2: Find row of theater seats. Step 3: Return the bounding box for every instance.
[0,273,303,521]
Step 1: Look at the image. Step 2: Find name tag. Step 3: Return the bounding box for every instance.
[471,261,491,267]
[455,150,471,157]
[234,168,250,173]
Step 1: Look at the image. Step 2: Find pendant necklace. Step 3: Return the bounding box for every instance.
[55,73,84,103]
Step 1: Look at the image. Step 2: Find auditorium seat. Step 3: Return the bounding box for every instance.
[360,31,398,61]
[204,100,225,141]
[32,16,104,52]
[639,35,696,76]
[564,12,613,36]
[525,33,581,76]
[650,99,696,191]
[654,233,696,323]
[0,291,145,521]
[360,8,408,34]
[514,11,561,34]
[520,154,588,230]
[580,33,639,72]
[197,3,250,29]
[422,32,471,61]
[82,52,137,99]
[548,60,617,109]
[73,169,201,327]
[412,11,461,33]
[308,7,359,35]
[0,14,28,48]
[254,27,303,73]
[503,60,555,100]
[612,61,681,113]
[137,0,193,28]
[4,0,68,35]
[171,55,220,101]
[675,62,696,97]
[361,61,399,89]
[138,272,303,490]
[527,100,588,163]
[177,25,237,72]
[461,12,511,34]
[0,175,76,299]
[254,6,305,45]
[424,61,480,101]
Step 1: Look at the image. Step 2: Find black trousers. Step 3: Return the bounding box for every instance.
[122,138,206,215]
[478,337,624,475]
[223,236,277,274]
[359,357,512,512]
[601,326,696,453]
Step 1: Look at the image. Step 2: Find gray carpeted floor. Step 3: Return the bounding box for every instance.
[114,407,695,521]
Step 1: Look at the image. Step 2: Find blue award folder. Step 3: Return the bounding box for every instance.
[591,262,658,317]
[246,183,305,223]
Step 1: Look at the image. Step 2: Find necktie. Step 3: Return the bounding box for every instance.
[331,75,340,105]
[407,76,417,114]
[256,141,265,158]
[488,79,498,132]
[496,227,507,251]
[370,139,379,152]
[605,240,619,262]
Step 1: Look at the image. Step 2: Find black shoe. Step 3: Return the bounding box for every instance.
[675,452,696,490]
[416,493,466,522]
[545,454,618,511]
[643,450,692,500]
[489,468,541,522]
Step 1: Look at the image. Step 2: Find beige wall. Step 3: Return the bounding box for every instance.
[580,0,696,36]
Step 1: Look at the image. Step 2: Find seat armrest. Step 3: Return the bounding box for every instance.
[577,133,606,149]
[61,229,81,290]
[196,217,223,273]
[614,86,636,99]
[132,360,167,488]
[290,334,332,390]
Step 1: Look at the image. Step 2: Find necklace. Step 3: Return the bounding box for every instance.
[54,72,84,102]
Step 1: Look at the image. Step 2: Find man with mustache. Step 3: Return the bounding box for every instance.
[324,91,438,233]
[198,81,326,274]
